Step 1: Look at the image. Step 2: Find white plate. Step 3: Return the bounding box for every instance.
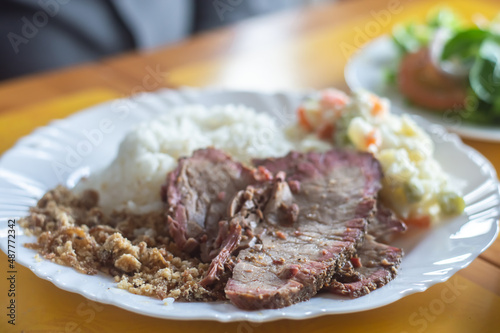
[0,88,499,322]
[345,35,500,143]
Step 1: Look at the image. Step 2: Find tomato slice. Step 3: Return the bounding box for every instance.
[397,48,468,111]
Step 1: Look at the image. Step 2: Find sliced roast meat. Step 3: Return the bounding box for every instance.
[225,150,383,310]
[162,148,270,261]
[163,147,405,307]
[322,204,406,296]
[262,171,299,226]
[225,218,366,309]
[200,185,270,287]
[254,149,383,198]
[368,203,407,243]
[200,218,241,287]
[325,235,403,298]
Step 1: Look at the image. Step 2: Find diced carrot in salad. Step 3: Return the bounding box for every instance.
[370,95,387,117]
[364,128,382,151]
[297,106,313,131]
[403,215,431,228]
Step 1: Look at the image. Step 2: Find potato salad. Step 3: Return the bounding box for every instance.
[294,89,465,226]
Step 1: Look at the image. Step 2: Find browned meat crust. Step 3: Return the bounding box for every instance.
[325,235,403,297]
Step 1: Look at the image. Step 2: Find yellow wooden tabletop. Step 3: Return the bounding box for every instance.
[1,0,499,332]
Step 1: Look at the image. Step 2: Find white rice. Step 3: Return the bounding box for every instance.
[75,104,314,213]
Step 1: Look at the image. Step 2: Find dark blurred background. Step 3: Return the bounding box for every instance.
[0,0,335,81]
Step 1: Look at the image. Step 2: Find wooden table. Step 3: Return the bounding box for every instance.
[1,0,499,332]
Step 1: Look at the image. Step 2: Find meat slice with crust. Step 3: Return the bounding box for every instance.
[161,148,270,261]
[368,203,407,243]
[225,150,383,310]
[325,235,403,297]
[323,204,406,297]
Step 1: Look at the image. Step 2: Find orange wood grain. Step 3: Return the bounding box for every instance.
[0,64,137,112]
[0,89,120,153]
[457,254,500,295]
[480,235,500,269]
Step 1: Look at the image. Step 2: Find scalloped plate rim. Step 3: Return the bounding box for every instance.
[0,88,499,322]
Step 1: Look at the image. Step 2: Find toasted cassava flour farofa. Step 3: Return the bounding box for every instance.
[20,186,227,301]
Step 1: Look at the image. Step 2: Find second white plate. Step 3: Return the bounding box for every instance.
[345,35,500,143]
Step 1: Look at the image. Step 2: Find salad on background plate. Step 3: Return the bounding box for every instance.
[391,8,500,125]
[345,8,500,142]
